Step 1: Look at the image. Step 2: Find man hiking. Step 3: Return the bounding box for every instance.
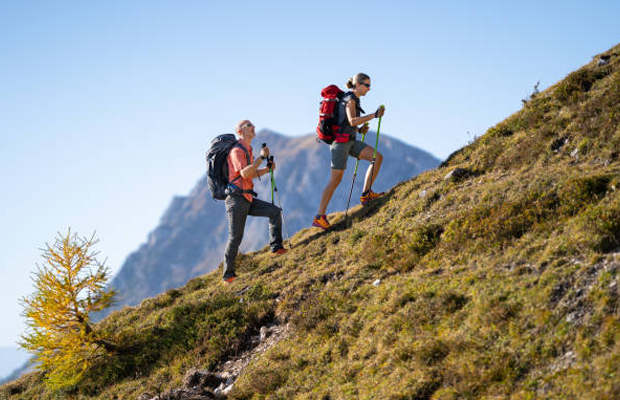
[222,120,287,284]
[313,73,386,231]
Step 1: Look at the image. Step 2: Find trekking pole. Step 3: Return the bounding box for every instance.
[344,122,369,226]
[367,105,384,195]
[268,156,275,204]
[267,156,292,248]
[256,143,267,182]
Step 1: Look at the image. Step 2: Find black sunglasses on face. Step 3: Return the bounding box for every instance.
[244,123,253,128]
[360,83,371,88]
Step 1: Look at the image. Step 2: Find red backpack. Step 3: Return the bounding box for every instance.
[316,85,346,144]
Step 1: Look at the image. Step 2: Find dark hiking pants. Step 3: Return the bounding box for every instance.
[223,195,283,279]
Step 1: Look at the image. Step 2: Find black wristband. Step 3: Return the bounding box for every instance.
[375,110,378,118]
[260,155,266,160]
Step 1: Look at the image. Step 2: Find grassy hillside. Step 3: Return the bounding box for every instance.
[3,43,620,400]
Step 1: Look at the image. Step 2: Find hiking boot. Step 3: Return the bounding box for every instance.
[312,215,331,231]
[271,248,288,256]
[223,275,237,284]
[360,190,384,206]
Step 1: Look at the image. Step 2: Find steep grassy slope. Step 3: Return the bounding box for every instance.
[3,43,620,400]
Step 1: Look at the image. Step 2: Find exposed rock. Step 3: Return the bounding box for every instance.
[550,351,577,373]
[259,326,270,343]
[444,168,471,182]
[182,369,224,390]
[139,368,228,400]
[144,323,291,400]
[550,137,568,152]
[163,388,213,400]
[214,379,235,398]
[598,55,611,66]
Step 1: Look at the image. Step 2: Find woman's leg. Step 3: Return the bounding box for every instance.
[357,145,383,193]
[318,169,345,215]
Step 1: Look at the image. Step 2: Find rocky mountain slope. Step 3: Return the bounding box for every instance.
[3,43,620,399]
[105,132,440,314]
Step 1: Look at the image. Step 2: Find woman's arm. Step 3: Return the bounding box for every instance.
[346,99,377,127]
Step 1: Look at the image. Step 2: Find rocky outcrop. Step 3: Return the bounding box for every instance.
[140,323,290,400]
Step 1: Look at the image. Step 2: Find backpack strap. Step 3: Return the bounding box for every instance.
[227,142,257,197]
[226,182,258,198]
[339,92,365,122]
[229,142,252,184]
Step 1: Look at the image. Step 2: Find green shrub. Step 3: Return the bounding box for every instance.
[408,224,443,256]
[80,292,273,394]
[230,357,291,399]
[486,123,514,138]
[559,174,611,215]
[584,193,620,252]
[555,67,611,102]
[245,283,274,301]
[443,188,559,250]
[440,292,469,313]
[414,338,450,366]
[291,291,338,332]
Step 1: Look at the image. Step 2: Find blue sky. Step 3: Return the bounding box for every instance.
[0,0,618,361]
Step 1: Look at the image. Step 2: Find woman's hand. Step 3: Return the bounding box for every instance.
[375,106,385,118]
[359,123,369,135]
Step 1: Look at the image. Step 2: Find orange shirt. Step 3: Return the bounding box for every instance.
[227,140,255,203]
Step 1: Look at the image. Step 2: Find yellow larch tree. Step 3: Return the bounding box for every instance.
[19,230,117,389]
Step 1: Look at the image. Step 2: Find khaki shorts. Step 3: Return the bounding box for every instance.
[331,140,368,170]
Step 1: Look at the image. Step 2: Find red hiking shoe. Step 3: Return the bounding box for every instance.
[312,215,331,231]
[272,248,288,256]
[360,190,384,206]
[223,275,237,284]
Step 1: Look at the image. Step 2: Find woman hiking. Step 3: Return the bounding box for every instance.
[312,73,386,231]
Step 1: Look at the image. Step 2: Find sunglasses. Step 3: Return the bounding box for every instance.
[244,123,254,128]
[360,83,371,88]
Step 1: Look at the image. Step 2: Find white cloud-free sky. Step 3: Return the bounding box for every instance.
[1,0,619,355]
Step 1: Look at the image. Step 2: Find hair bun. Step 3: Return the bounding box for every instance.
[346,78,355,89]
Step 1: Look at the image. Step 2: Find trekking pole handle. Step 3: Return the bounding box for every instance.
[374,105,385,118]
[261,143,269,160]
